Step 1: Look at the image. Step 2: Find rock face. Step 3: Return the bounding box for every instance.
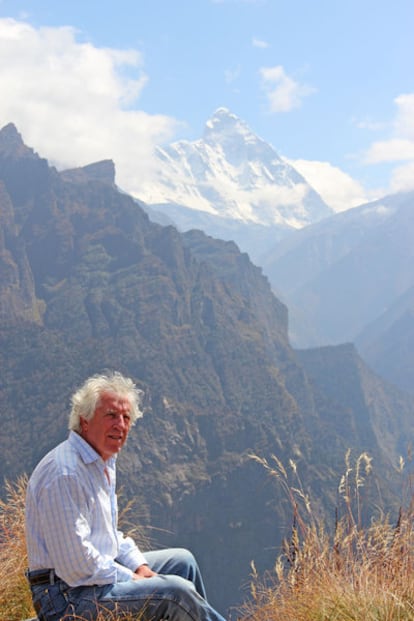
[355,285,414,395]
[0,126,46,325]
[0,123,37,158]
[60,159,116,185]
[1,124,413,615]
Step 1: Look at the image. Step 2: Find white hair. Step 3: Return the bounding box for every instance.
[68,371,143,432]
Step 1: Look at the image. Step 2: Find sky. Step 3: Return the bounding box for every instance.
[0,0,413,212]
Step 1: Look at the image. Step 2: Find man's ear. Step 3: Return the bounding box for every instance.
[80,416,88,432]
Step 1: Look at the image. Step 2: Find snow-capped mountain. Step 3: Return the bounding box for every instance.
[138,108,332,238]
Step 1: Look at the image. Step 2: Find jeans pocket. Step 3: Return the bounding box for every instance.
[33,583,72,621]
[66,585,106,621]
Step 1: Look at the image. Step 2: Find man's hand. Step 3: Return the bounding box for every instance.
[132,564,157,580]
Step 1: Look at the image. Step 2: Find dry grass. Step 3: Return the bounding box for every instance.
[241,451,414,621]
[0,475,35,621]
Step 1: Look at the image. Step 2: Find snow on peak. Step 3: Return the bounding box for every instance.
[137,109,332,228]
[205,107,251,136]
[204,108,268,153]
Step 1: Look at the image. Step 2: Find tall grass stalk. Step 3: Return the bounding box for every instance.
[243,452,414,621]
[0,475,35,621]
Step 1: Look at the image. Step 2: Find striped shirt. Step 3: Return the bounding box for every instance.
[25,431,147,586]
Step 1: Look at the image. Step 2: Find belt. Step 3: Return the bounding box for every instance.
[26,569,61,586]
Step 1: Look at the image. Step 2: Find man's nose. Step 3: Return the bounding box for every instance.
[113,414,127,428]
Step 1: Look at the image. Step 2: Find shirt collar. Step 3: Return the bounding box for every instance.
[68,430,117,468]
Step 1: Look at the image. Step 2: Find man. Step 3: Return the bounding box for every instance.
[25,371,226,621]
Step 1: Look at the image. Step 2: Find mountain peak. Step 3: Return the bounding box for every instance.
[138,109,332,239]
[60,159,116,186]
[0,123,36,158]
[204,108,257,146]
[205,107,240,128]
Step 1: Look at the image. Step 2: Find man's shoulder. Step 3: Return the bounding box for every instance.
[30,436,82,485]
[30,432,102,482]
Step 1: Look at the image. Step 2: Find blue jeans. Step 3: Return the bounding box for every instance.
[30,548,226,621]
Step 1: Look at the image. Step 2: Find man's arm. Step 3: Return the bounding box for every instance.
[115,531,156,579]
[115,529,148,573]
[38,475,135,585]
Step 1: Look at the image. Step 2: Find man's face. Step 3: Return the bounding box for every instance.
[81,391,132,461]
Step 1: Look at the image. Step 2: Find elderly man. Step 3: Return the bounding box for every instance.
[25,371,226,621]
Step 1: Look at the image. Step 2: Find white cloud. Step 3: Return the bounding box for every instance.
[394,93,414,139]
[287,158,372,212]
[252,37,269,49]
[0,18,179,194]
[362,93,414,192]
[352,117,387,132]
[259,65,315,113]
[207,174,311,225]
[390,161,414,193]
[364,138,414,163]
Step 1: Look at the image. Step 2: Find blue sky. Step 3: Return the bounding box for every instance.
[0,0,413,210]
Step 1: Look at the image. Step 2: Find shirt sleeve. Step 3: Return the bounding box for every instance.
[38,474,136,586]
[116,530,148,571]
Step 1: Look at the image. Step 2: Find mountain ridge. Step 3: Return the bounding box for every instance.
[263,190,414,348]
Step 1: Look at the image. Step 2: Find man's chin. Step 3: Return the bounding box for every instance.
[107,441,125,454]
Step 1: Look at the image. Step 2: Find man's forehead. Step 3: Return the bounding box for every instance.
[98,391,131,409]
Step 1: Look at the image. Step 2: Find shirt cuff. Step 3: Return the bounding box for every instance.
[116,563,136,582]
[115,550,148,579]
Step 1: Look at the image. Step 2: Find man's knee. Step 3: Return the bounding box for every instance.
[127,574,199,620]
[171,547,197,566]
[161,575,201,617]
[146,547,198,575]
